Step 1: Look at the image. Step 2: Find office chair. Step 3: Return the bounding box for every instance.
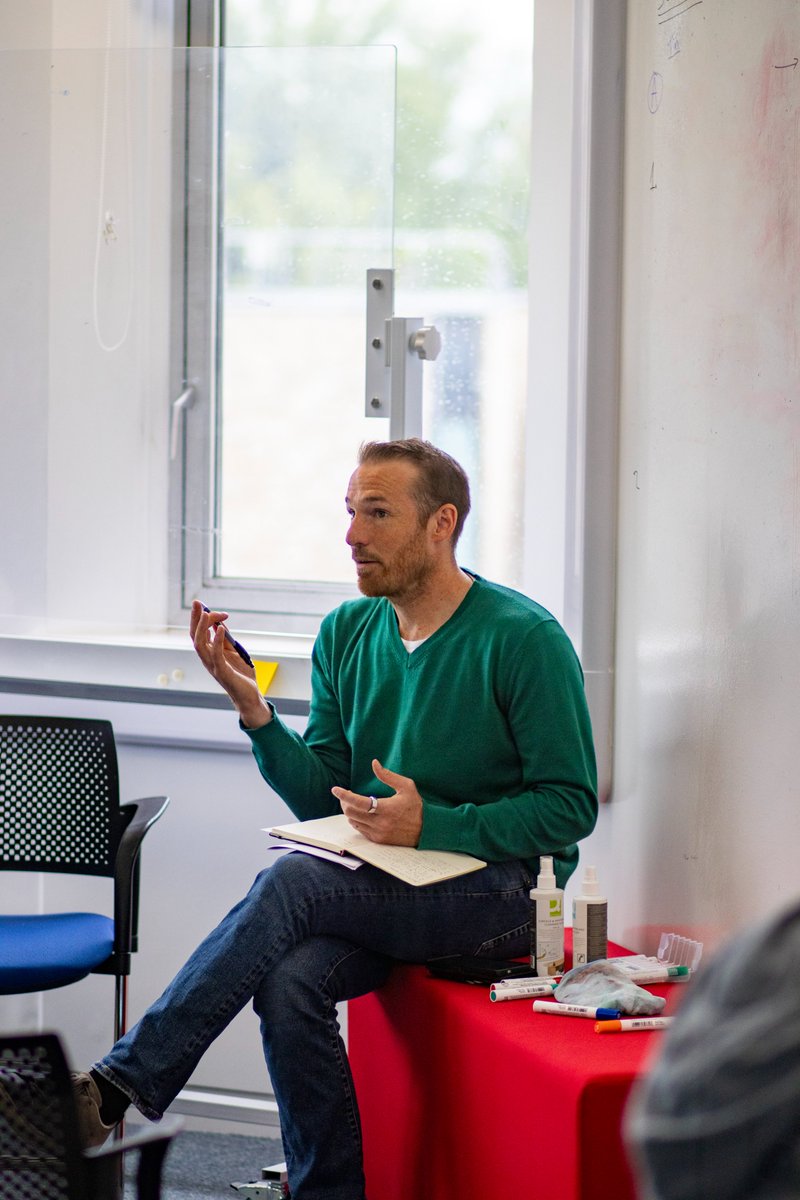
[0,1031,182,1200]
[0,716,169,1042]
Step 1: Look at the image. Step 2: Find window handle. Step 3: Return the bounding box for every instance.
[170,386,196,461]
[410,325,442,361]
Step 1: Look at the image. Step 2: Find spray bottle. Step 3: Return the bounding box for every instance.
[572,865,608,965]
[529,856,564,977]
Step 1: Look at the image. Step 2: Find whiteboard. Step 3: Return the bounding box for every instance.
[611,0,800,944]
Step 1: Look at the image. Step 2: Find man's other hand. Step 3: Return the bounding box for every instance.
[332,759,423,846]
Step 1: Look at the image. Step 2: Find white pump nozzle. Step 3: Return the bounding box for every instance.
[581,865,600,896]
[536,855,556,889]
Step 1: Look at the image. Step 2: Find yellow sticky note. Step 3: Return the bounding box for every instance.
[253,660,278,695]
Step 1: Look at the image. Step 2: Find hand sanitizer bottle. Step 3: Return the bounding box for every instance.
[572,865,608,965]
[529,856,564,976]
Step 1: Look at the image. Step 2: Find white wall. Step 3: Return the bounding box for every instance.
[0,0,176,637]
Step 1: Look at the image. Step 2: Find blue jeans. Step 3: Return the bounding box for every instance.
[95,852,533,1200]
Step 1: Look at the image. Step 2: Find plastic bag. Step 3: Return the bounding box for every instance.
[554,961,666,1015]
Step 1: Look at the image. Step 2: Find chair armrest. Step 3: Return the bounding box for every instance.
[112,796,170,960]
[84,1115,183,1200]
[120,795,171,848]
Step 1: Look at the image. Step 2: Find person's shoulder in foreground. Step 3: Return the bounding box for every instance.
[625,897,800,1200]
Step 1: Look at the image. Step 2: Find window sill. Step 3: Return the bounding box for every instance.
[0,630,313,748]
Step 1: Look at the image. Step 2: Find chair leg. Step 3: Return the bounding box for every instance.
[112,973,129,1189]
[114,975,128,1044]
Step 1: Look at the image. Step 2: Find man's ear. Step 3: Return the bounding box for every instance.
[430,503,458,543]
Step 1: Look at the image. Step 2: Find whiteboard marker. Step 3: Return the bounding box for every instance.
[621,966,689,984]
[532,1001,621,1019]
[594,1017,675,1033]
[490,982,557,1001]
[492,976,559,991]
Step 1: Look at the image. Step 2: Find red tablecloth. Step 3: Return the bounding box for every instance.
[349,937,680,1200]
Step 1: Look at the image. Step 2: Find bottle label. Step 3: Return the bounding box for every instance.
[572,899,608,964]
[529,896,565,975]
[586,904,607,960]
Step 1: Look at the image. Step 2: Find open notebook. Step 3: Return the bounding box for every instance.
[266,813,486,888]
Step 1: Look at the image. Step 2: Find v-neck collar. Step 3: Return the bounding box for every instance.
[383,572,482,668]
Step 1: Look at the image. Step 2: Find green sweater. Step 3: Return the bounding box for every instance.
[246,575,597,886]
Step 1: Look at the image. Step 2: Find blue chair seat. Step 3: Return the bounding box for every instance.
[0,912,115,994]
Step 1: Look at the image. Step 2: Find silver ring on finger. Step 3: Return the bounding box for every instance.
[368,795,378,815]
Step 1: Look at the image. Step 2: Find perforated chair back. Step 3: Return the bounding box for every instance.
[0,1032,85,1200]
[0,717,123,877]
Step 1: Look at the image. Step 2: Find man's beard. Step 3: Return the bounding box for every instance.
[354,532,434,602]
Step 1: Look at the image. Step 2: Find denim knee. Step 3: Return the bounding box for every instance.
[254,936,354,1026]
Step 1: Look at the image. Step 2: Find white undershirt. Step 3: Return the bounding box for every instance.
[401,636,429,653]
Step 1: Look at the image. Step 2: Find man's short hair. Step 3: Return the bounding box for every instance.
[357,438,471,547]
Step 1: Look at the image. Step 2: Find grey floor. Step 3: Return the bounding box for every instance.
[124,1127,285,1200]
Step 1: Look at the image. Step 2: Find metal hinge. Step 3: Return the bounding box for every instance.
[364,268,441,439]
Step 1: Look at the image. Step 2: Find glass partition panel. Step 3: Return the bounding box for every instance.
[196,46,395,595]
